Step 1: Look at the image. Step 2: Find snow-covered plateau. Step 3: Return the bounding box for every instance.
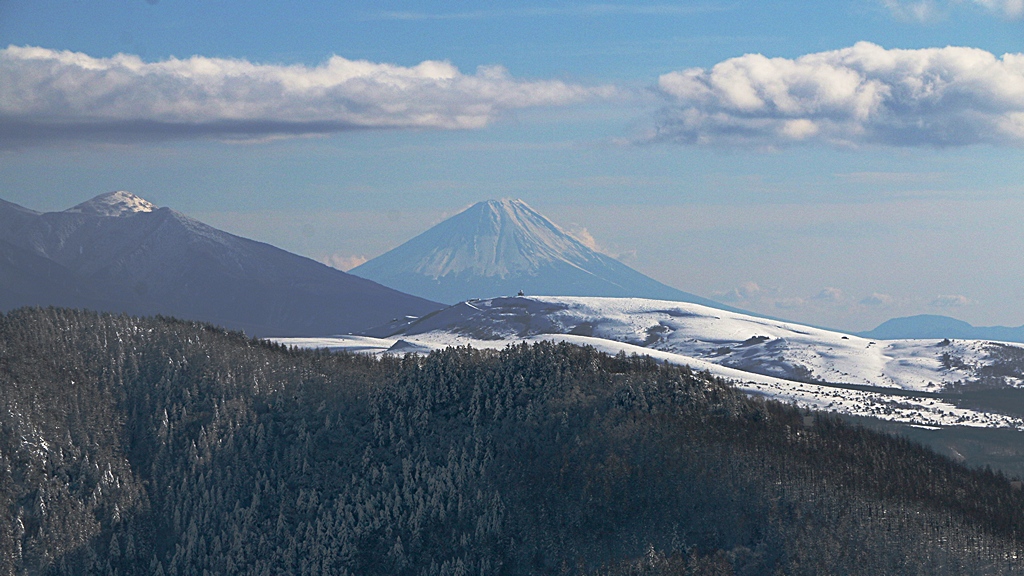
[276,296,1024,430]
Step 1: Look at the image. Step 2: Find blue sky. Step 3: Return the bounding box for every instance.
[2,0,1024,330]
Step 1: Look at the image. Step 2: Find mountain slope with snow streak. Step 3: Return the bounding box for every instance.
[0,192,442,336]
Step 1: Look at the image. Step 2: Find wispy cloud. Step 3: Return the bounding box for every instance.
[774,297,806,310]
[811,287,844,303]
[974,0,1024,18]
[0,46,613,146]
[833,171,946,184]
[322,254,368,271]
[714,281,764,303]
[715,283,850,312]
[931,294,972,307]
[565,226,601,251]
[652,42,1024,148]
[881,0,943,22]
[367,4,731,21]
[860,293,895,306]
[882,0,1024,21]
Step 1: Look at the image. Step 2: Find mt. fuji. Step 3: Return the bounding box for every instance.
[351,199,731,308]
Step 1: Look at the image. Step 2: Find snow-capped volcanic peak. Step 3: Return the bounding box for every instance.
[411,199,595,278]
[65,191,157,217]
[351,198,733,307]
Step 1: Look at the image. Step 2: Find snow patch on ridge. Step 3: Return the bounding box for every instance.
[65,191,156,217]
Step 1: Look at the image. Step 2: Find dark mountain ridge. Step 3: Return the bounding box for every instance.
[0,191,441,336]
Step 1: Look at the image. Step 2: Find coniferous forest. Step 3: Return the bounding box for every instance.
[2,307,1024,575]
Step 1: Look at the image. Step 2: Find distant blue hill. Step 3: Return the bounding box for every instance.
[859,314,1024,343]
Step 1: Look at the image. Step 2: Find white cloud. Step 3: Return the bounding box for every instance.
[972,0,1024,17]
[715,281,763,302]
[884,0,1019,18]
[653,42,1024,147]
[774,297,806,310]
[811,287,844,303]
[860,293,895,306]
[321,254,368,272]
[881,0,943,22]
[931,294,972,307]
[0,46,611,145]
[561,223,639,261]
[883,0,1024,20]
[565,226,601,251]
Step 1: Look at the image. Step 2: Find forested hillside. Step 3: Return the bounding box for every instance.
[2,308,1023,575]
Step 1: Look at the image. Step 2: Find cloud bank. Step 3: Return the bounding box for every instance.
[654,42,1024,147]
[0,46,609,145]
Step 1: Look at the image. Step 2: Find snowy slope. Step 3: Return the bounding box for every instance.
[370,296,1019,392]
[350,199,735,309]
[276,331,1021,429]
[277,295,1024,429]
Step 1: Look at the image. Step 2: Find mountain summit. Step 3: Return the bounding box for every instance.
[65,190,157,217]
[350,199,730,308]
[368,199,602,279]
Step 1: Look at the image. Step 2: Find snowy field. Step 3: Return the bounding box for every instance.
[275,296,1024,430]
